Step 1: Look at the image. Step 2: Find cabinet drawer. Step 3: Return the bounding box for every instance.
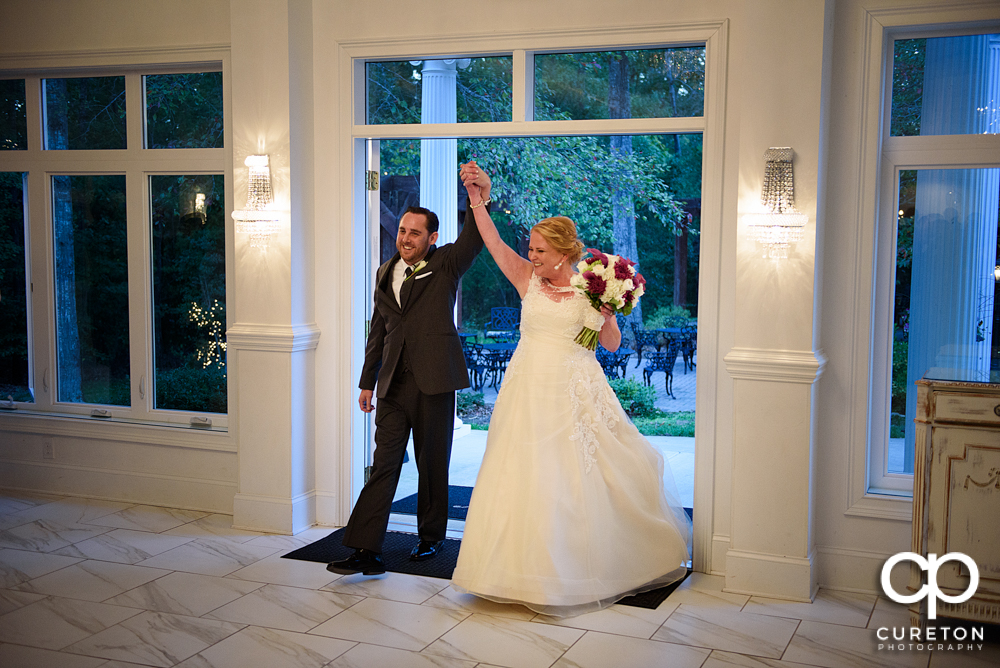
[934,393,1000,426]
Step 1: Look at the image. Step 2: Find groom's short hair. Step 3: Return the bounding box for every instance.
[403,206,439,234]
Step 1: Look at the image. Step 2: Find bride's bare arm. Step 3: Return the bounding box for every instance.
[460,162,533,297]
[597,304,622,352]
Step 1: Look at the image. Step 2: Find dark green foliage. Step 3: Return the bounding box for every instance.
[150,174,227,413]
[80,377,131,407]
[891,39,925,137]
[145,72,224,148]
[633,411,696,437]
[55,175,130,404]
[534,48,705,120]
[367,57,512,125]
[457,390,485,413]
[44,76,126,149]
[456,390,492,430]
[645,305,693,329]
[0,172,30,399]
[0,79,27,150]
[608,377,660,418]
[890,335,908,438]
[155,366,227,414]
[890,171,915,429]
[460,209,524,328]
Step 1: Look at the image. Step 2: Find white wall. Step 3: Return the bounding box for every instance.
[0,0,236,514]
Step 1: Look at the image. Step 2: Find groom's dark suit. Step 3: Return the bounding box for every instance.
[344,203,486,552]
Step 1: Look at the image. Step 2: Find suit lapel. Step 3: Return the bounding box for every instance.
[377,256,401,313]
[400,246,436,312]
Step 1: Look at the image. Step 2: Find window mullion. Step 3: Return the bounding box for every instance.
[27,172,52,410]
[126,167,151,418]
[126,73,144,154]
[512,50,532,123]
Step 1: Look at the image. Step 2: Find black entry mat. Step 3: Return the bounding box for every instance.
[283,528,690,610]
[389,485,473,521]
[389,486,693,525]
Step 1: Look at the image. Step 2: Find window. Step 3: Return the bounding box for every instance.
[0,79,27,150]
[534,47,705,120]
[366,57,513,124]
[870,31,1000,495]
[0,65,228,427]
[0,172,30,403]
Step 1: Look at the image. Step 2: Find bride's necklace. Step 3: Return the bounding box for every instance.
[540,275,575,290]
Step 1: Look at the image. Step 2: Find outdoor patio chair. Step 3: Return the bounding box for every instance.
[642,339,682,398]
[596,345,631,379]
[680,324,697,373]
[486,306,520,342]
[463,342,489,391]
[485,347,515,388]
[630,322,661,366]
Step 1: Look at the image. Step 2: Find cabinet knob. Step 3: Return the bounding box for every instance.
[995,404,1000,417]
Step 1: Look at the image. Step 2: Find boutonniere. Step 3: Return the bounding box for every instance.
[404,259,428,281]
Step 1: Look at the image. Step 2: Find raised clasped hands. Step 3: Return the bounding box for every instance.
[459,161,491,204]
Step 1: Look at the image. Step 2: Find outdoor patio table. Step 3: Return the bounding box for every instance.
[481,342,517,388]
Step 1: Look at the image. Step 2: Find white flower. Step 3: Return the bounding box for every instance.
[603,277,627,301]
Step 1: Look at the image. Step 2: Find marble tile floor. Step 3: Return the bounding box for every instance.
[1,490,997,668]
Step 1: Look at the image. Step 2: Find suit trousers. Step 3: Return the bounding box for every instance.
[342,365,456,553]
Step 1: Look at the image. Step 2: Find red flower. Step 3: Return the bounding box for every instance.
[614,258,632,280]
[583,271,607,296]
[586,248,609,266]
[633,272,646,287]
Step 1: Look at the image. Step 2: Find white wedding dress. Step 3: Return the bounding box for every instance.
[452,273,692,617]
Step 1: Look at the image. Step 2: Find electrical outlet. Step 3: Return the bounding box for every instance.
[43,442,54,460]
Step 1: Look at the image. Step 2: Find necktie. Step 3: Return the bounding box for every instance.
[400,265,415,308]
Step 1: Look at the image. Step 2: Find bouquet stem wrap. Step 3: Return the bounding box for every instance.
[574,326,601,351]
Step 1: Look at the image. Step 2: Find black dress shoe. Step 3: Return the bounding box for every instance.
[409,539,444,562]
[327,549,385,575]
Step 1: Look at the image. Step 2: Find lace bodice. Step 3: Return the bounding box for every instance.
[519,273,605,343]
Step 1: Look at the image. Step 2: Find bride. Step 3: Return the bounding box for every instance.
[452,162,692,617]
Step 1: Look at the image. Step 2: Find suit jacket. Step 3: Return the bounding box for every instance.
[359,202,486,398]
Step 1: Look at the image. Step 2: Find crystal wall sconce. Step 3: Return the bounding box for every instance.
[232,154,281,249]
[743,147,808,260]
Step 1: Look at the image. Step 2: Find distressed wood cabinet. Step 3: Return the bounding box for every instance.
[910,379,1000,627]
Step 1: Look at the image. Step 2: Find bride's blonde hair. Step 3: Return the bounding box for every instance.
[531,216,585,264]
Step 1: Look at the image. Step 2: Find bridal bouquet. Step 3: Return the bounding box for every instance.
[570,248,646,350]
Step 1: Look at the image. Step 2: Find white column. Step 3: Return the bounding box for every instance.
[229,0,320,534]
[723,0,831,602]
[418,59,469,245]
[903,35,1000,472]
[417,59,472,438]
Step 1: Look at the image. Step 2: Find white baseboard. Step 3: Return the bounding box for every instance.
[815,545,897,595]
[0,458,235,513]
[232,491,316,534]
[725,548,817,601]
[710,535,729,576]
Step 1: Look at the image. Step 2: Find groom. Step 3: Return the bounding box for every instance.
[329,171,490,575]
